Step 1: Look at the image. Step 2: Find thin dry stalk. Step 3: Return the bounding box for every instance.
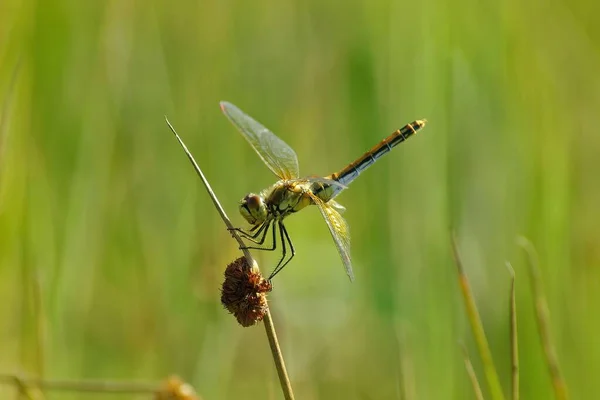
[460,344,485,400]
[517,237,569,400]
[506,262,519,400]
[451,233,504,400]
[0,374,158,394]
[165,117,295,400]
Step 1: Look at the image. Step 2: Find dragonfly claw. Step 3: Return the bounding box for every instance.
[227,227,239,239]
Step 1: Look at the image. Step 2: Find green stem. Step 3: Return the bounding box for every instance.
[166,117,295,400]
[452,234,505,400]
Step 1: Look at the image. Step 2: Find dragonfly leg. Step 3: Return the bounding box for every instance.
[228,223,262,239]
[268,221,287,280]
[232,221,270,244]
[268,222,295,280]
[241,219,277,251]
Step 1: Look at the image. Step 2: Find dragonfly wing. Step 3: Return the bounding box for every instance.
[328,199,346,214]
[305,177,348,203]
[220,101,300,180]
[305,177,347,190]
[308,192,354,282]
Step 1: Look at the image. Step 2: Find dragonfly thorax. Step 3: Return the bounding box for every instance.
[239,193,268,225]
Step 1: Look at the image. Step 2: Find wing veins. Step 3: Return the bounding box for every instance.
[308,192,354,282]
[220,101,299,180]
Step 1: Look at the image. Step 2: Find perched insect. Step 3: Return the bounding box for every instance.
[221,102,426,281]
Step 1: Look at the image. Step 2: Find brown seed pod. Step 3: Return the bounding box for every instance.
[221,257,272,327]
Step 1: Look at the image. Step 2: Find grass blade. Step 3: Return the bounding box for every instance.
[517,237,569,400]
[506,262,519,400]
[461,344,485,400]
[451,233,505,400]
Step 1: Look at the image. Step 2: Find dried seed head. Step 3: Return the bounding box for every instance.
[155,375,201,400]
[221,257,272,327]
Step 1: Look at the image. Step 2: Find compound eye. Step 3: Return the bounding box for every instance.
[245,194,261,210]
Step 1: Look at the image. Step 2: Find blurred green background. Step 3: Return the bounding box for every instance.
[1,0,599,399]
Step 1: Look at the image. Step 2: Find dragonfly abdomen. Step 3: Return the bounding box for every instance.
[329,120,426,188]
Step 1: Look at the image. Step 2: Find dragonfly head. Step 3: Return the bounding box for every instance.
[239,193,268,226]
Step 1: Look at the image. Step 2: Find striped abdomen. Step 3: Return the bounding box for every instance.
[314,120,426,201]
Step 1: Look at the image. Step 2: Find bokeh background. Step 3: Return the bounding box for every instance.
[1,0,599,399]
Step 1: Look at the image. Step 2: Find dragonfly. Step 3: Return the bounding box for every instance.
[221,101,426,282]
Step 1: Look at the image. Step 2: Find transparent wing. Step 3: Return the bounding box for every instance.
[305,177,348,191]
[220,101,300,180]
[308,192,354,282]
[328,199,346,214]
[304,177,348,203]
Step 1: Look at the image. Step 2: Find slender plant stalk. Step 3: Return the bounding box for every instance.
[517,237,569,400]
[0,57,21,167]
[3,375,36,400]
[165,117,295,400]
[29,268,47,400]
[506,262,519,400]
[396,324,417,400]
[451,233,505,400]
[460,344,485,400]
[32,269,46,380]
[0,374,158,394]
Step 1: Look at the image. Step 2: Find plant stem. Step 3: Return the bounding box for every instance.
[460,344,485,400]
[0,57,21,167]
[0,374,158,394]
[506,262,519,400]
[451,233,505,400]
[166,117,295,400]
[517,237,569,400]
